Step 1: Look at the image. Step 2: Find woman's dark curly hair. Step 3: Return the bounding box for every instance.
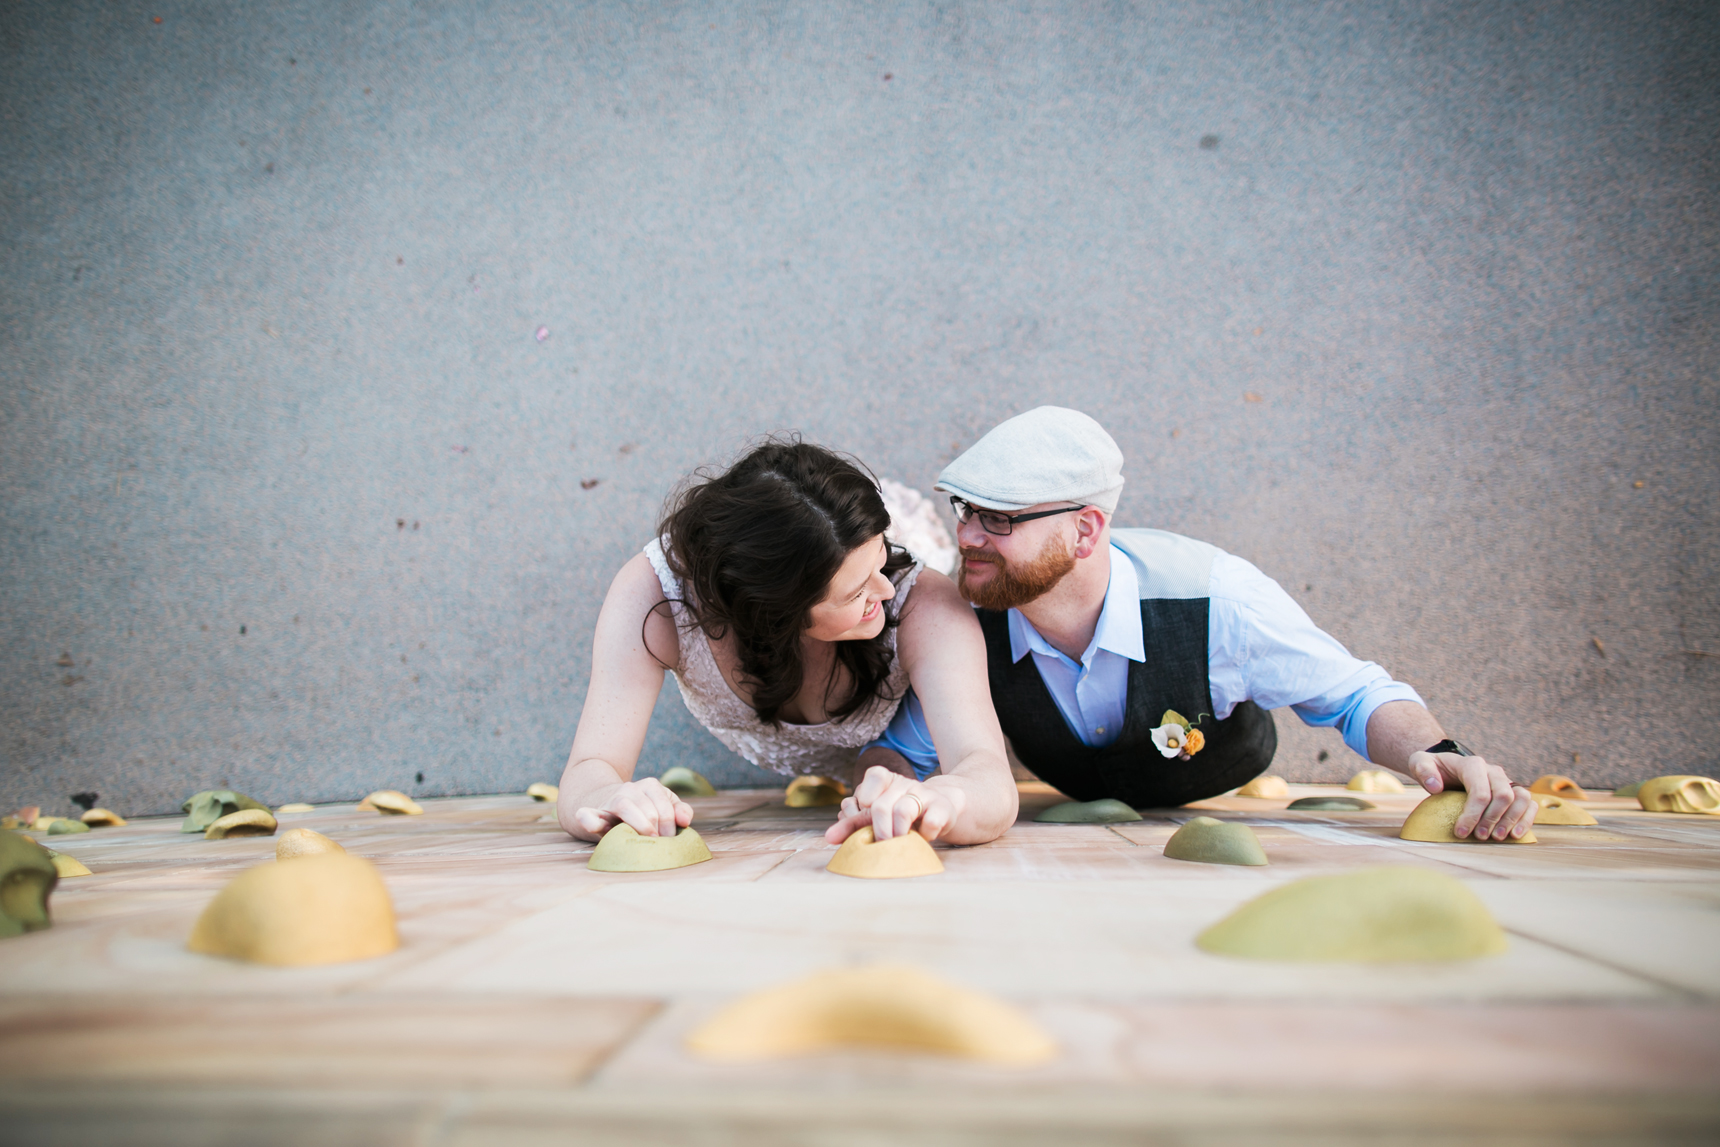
[656,439,914,727]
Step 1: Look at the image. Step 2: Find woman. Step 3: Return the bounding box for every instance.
[557,440,1016,847]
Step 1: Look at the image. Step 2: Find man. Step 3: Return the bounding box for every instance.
[858,405,1536,842]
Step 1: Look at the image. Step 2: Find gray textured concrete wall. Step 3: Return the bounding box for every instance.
[3,1,1715,817]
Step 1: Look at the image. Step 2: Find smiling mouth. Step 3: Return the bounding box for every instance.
[860,601,881,621]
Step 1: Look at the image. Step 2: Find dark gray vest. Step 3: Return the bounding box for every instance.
[977,530,1276,808]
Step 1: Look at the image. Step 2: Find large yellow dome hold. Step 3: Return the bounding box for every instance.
[686,965,1056,1065]
[825,826,943,879]
[187,854,399,966]
[1197,868,1508,962]
[1400,790,1536,843]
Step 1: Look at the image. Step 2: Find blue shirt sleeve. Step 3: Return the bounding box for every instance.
[1206,552,1425,761]
[863,689,942,780]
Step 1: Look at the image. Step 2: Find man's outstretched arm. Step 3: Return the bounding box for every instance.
[1363,700,1536,841]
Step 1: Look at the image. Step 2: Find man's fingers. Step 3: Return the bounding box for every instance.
[1405,750,1445,794]
[1503,787,1538,838]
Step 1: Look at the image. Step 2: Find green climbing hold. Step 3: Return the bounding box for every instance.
[658,767,717,798]
[1033,799,1142,824]
[0,830,58,938]
[1613,781,1642,799]
[1163,817,1268,866]
[1286,796,1375,811]
[180,791,271,834]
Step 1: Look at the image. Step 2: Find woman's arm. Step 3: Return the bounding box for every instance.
[827,570,1017,846]
[557,552,692,841]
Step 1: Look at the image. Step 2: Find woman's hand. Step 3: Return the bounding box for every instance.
[824,765,963,844]
[572,776,693,840]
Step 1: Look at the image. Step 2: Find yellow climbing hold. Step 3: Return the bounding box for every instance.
[686,965,1056,1064]
[1197,867,1508,961]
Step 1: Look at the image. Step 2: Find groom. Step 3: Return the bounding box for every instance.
[869,405,1537,841]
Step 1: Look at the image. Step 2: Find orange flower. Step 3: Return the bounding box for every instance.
[1183,729,1206,755]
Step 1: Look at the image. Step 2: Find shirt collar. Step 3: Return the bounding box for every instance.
[1007,543,1145,665]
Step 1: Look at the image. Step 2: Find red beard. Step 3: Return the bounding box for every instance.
[957,532,1077,611]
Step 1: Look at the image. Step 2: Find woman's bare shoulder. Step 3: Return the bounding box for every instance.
[897,568,975,625]
[600,551,680,665]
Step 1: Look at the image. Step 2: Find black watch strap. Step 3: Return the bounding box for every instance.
[1424,738,1473,757]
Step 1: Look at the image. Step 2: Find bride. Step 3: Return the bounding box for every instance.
[556,439,1016,846]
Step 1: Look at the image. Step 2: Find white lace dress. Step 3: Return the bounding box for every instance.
[643,538,922,778]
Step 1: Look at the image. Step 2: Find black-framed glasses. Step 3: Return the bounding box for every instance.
[949,497,1086,536]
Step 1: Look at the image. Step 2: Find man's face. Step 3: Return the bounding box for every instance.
[954,505,1079,611]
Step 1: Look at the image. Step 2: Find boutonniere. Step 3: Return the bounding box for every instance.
[1150,709,1207,760]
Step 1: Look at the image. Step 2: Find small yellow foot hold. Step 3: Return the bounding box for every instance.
[826,826,943,879]
[785,775,848,807]
[1235,775,1288,799]
[1033,798,1141,824]
[79,808,127,827]
[1400,791,1536,843]
[1637,776,1720,816]
[1163,817,1268,866]
[45,849,91,878]
[1286,796,1374,811]
[587,823,713,872]
[188,854,399,966]
[1531,794,1598,825]
[685,965,1056,1065]
[658,767,717,798]
[360,790,423,815]
[1347,770,1405,793]
[526,783,559,802]
[276,828,346,859]
[275,803,316,814]
[1529,774,1590,800]
[204,809,279,839]
[1197,867,1508,961]
[0,831,58,937]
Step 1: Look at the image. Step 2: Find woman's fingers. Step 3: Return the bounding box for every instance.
[574,805,618,835]
[916,791,954,842]
[824,809,873,844]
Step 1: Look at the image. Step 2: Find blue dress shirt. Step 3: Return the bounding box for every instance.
[867,542,1423,777]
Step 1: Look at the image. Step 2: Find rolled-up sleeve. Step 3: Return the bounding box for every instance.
[1207,554,1424,761]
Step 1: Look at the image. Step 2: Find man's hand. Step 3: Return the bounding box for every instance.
[1404,750,1537,841]
[572,776,692,839]
[824,765,962,845]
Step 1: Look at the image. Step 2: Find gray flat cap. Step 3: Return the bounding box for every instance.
[935,406,1125,513]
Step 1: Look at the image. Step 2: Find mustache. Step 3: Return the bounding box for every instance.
[959,548,999,564]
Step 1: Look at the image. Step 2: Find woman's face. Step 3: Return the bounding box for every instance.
[804,535,895,643]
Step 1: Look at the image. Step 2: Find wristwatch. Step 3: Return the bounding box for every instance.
[1424,738,1474,757]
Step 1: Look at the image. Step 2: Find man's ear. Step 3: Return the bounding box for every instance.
[1071,507,1108,560]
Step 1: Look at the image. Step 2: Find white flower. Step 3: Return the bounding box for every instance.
[1150,722,1186,758]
